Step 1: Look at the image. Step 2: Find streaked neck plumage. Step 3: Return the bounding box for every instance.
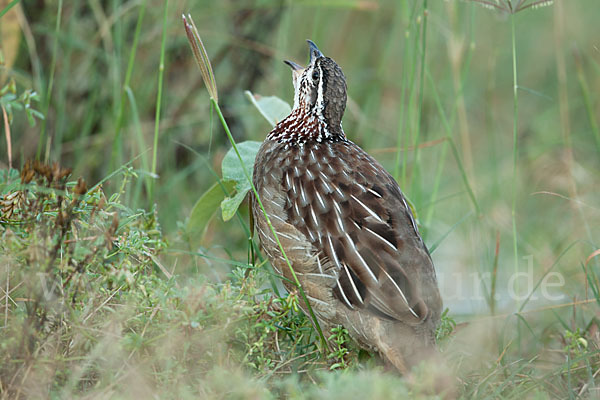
[267,104,345,146]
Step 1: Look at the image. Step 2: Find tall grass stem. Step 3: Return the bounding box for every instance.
[0,0,20,18]
[36,0,62,161]
[511,13,520,310]
[109,0,147,171]
[410,0,428,200]
[150,0,169,204]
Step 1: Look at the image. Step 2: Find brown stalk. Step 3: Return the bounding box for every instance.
[2,105,11,170]
[182,14,218,103]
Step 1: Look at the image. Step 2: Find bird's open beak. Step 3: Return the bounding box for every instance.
[284,60,303,71]
[283,40,323,87]
[284,59,305,82]
[307,40,324,63]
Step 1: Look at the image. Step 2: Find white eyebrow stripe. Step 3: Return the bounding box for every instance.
[336,280,354,309]
[316,63,326,128]
[343,263,364,304]
[344,233,378,284]
[364,227,397,251]
[350,194,384,223]
[380,267,419,319]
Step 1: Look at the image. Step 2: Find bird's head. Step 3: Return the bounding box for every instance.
[285,40,347,134]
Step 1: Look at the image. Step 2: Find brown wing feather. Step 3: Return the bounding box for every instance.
[296,140,439,323]
[254,138,441,326]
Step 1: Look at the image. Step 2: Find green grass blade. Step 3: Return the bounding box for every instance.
[0,0,20,18]
[149,0,168,204]
[109,0,147,171]
[36,0,63,161]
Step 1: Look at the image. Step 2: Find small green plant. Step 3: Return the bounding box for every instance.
[563,328,589,366]
[0,161,168,397]
[564,328,587,353]
[234,279,319,373]
[327,326,353,370]
[435,308,456,344]
[0,79,44,126]
[560,327,596,390]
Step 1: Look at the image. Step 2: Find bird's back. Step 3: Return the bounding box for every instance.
[253,135,442,368]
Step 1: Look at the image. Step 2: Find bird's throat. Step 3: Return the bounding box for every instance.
[267,107,345,146]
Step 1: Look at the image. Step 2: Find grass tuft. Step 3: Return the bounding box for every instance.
[1,1,600,398]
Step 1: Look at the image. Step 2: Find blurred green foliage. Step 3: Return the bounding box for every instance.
[1,0,600,398]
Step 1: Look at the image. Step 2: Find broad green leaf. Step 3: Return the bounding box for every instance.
[244,90,291,126]
[221,189,247,221]
[187,180,235,244]
[220,140,262,221]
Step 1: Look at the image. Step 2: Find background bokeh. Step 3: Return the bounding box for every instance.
[1,0,600,395]
[3,0,598,312]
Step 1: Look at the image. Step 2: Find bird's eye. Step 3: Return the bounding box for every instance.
[312,70,319,82]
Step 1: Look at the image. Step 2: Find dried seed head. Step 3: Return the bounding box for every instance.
[73,178,88,196]
[182,14,218,103]
[51,162,61,182]
[467,0,553,14]
[56,210,65,227]
[105,213,119,250]
[21,160,34,184]
[56,166,72,181]
[110,213,119,235]
[33,160,52,181]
